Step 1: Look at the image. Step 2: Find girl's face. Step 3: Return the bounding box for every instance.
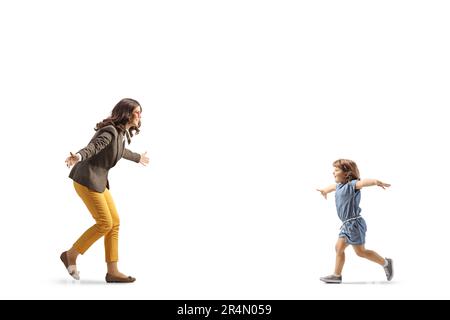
[129,106,141,127]
[333,166,345,183]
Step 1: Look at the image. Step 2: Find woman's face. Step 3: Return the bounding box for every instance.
[130,106,141,127]
[333,166,345,183]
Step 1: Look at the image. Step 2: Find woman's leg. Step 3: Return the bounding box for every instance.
[102,188,128,277]
[103,188,120,263]
[352,245,385,265]
[334,237,348,276]
[70,182,114,262]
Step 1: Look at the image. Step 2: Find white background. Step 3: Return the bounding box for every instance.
[1,0,449,299]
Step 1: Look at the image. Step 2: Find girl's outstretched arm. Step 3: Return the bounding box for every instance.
[316,184,336,199]
[356,179,391,190]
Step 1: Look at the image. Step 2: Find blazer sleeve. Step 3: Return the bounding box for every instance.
[123,148,141,163]
[77,131,113,161]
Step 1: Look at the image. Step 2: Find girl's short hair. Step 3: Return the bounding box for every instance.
[333,159,360,183]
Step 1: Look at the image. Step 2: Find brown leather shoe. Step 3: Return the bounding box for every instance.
[60,251,80,280]
[105,273,136,283]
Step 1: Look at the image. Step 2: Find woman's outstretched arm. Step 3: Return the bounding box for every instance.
[123,149,149,166]
[65,131,113,168]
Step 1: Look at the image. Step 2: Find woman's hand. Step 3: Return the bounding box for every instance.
[139,151,150,166]
[65,152,80,168]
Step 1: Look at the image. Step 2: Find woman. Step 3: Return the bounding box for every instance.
[62,98,149,283]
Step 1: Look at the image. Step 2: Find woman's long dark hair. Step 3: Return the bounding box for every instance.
[95,98,142,144]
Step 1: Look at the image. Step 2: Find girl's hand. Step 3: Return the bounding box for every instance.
[316,189,327,199]
[376,180,391,189]
[65,152,79,168]
[139,151,150,166]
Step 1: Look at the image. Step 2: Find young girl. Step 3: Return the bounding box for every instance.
[317,159,393,283]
